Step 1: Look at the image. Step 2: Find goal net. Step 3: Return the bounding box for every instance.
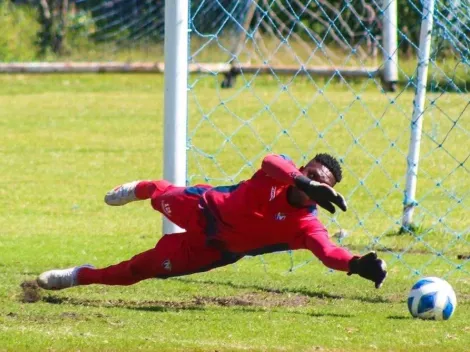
[185,0,470,277]
[2,0,469,278]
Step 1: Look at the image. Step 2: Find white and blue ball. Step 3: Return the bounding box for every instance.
[408,277,457,320]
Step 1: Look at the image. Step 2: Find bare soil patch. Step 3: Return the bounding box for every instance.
[38,291,310,310]
[20,280,41,303]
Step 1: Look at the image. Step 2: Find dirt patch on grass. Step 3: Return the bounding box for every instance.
[42,296,197,310]
[60,312,82,319]
[19,280,41,303]
[41,291,310,310]
[195,292,309,308]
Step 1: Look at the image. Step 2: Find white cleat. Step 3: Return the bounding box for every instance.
[104,181,140,206]
[37,264,94,290]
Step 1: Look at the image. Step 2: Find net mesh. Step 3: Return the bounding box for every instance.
[3,0,469,278]
[186,0,470,278]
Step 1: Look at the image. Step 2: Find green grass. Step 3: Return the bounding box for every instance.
[1,74,470,351]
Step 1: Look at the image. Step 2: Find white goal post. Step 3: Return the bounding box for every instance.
[402,0,436,229]
[163,0,189,235]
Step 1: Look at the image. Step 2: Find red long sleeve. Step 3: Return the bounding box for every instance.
[302,224,354,272]
[261,154,303,184]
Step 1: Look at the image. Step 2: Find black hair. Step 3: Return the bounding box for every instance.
[313,153,343,183]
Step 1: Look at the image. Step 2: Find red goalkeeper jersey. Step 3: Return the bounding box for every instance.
[186,155,353,271]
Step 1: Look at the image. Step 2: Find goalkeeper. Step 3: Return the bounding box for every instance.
[37,153,387,290]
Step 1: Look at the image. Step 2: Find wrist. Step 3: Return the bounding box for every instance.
[348,256,360,274]
[294,174,311,188]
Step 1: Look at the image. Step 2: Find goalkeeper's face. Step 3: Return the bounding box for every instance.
[290,161,337,207]
[301,161,336,188]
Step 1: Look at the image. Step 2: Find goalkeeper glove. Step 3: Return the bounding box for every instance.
[294,175,348,214]
[348,251,387,289]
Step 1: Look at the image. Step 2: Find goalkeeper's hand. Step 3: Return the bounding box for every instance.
[348,252,387,289]
[294,175,347,214]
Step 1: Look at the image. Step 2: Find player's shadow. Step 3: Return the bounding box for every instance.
[133,306,353,318]
[174,278,391,304]
[306,312,353,318]
[40,294,354,318]
[41,295,205,312]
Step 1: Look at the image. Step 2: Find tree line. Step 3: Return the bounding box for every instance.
[3,0,467,59]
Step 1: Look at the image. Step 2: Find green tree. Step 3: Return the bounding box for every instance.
[36,0,69,55]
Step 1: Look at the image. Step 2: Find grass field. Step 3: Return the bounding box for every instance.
[1,74,469,351]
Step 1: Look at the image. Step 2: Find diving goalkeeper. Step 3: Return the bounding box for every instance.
[37,153,387,290]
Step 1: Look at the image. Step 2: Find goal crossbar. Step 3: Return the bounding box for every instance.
[0,62,381,79]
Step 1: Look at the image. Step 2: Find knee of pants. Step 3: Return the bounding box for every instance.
[129,263,147,280]
[125,249,166,281]
[149,183,176,213]
[150,180,174,199]
[151,194,204,232]
[127,261,155,281]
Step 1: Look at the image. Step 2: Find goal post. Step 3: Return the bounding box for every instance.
[163,0,189,235]
[382,0,399,92]
[402,0,436,230]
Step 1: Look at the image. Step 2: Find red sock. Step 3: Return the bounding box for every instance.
[134,181,157,200]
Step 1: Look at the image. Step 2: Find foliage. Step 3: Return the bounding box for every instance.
[0,1,39,61]
[1,0,469,61]
[65,9,96,51]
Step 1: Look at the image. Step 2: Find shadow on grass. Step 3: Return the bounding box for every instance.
[41,292,356,318]
[306,312,353,318]
[42,295,204,312]
[133,305,354,318]
[173,278,391,304]
[390,223,431,237]
[387,315,412,320]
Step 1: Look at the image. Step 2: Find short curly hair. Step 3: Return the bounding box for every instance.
[312,153,343,183]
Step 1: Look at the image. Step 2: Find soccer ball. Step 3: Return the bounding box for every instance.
[407,277,457,320]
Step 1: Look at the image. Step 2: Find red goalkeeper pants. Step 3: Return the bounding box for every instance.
[77,181,242,286]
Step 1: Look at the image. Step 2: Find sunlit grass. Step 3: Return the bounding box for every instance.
[0,74,469,351]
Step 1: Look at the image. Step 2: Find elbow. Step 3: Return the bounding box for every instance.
[261,154,277,170]
[262,154,277,163]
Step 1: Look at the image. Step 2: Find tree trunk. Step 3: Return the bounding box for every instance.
[37,0,69,55]
[37,0,53,55]
[53,0,69,54]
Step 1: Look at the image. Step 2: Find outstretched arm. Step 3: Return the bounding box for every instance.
[302,221,387,288]
[304,225,354,272]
